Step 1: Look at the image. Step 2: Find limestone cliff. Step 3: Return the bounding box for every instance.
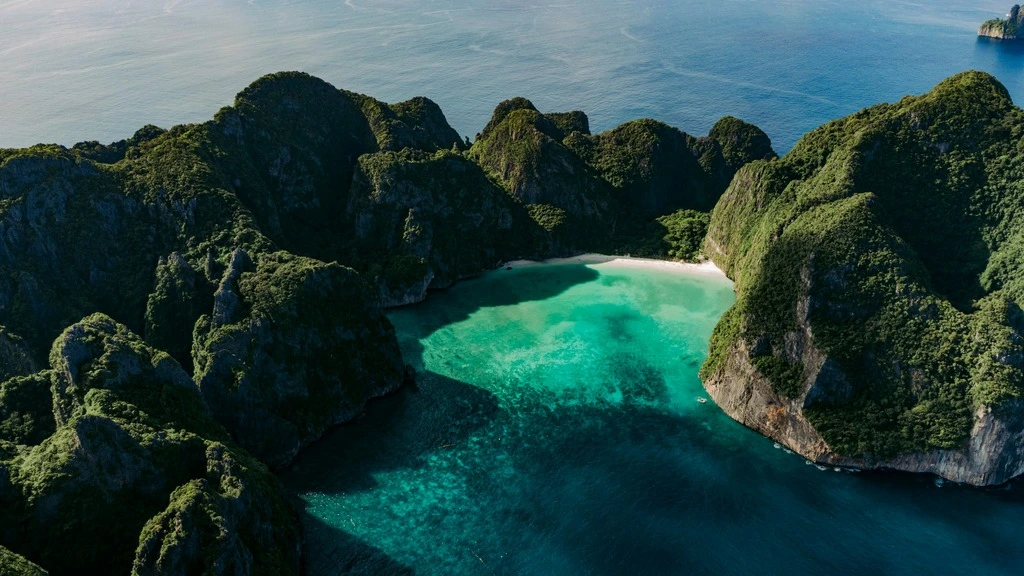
[469,98,612,229]
[346,149,542,306]
[193,250,405,467]
[703,72,1024,486]
[0,546,47,576]
[346,91,465,152]
[565,116,775,217]
[980,5,1024,39]
[0,314,300,575]
[0,72,412,572]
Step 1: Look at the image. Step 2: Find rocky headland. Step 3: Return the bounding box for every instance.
[980,5,1024,39]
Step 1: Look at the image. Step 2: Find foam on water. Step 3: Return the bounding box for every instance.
[284,262,1024,575]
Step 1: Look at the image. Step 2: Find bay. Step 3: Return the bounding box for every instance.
[284,262,1024,575]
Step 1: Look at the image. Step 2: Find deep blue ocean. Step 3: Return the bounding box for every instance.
[1,0,1022,152]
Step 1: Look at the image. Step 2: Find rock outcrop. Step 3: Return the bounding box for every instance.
[466,98,773,258]
[979,5,1024,39]
[0,151,178,357]
[346,149,542,306]
[346,91,465,152]
[0,72,418,571]
[470,99,612,227]
[193,251,405,467]
[0,69,786,570]
[703,72,1024,485]
[565,116,775,217]
[208,71,379,263]
[0,546,47,576]
[0,314,300,575]
[0,329,35,382]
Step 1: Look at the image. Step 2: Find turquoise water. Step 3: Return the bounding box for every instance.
[2,1,1023,151]
[284,262,1024,575]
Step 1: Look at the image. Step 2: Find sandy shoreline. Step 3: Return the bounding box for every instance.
[503,253,729,278]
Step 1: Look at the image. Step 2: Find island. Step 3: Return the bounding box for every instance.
[980,5,1023,39]
[1,70,1024,573]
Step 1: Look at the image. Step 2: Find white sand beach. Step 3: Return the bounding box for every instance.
[504,253,728,278]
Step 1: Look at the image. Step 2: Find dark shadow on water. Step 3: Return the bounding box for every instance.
[976,36,1024,57]
[390,263,600,343]
[297,506,415,576]
[282,265,597,574]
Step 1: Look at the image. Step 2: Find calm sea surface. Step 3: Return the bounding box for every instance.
[284,263,1024,575]
[1,0,1022,151]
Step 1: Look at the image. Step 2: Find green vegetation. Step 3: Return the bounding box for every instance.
[347,148,544,301]
[0,79,781,574]
[657,209,711,261]
[192,251,404,467]
[1,314,299,575]
[980,5,1023,39]
[704,71,1024,458]
[345,91,464,152]
[0,373,54,446]
[0,546,47,576]
[546,111,591,136]
[0,72,420,573]
[527,203,568,232]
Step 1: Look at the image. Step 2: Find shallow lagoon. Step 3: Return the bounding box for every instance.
[284,261,1024,575]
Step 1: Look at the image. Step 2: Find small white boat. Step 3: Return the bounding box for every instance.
[805,460,813,465]
[834,467,841,472]
[816,465,828,471]
[696,397,707,404]
[773,442,781,449]
[783,448,793,455]
[934,478,945,488]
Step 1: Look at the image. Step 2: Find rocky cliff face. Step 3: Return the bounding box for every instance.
[703,72,1024,486]
[0,152,178,357]
[470,99,612,225]
[0,72,415,572]
[979,5,1023,39]
[0,546,47,576]
[346,149,542,307]
[208,71,379,263]
[193,250,405,468]
[565,116,775,217]
[464,99,773,262]
[0,314,300,575]
[0,69,781,570]
[346,91,465,152]
[339,98,775,307]
[0,329,35,382]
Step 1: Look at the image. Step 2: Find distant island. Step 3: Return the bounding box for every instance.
[980,5,1023,39]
